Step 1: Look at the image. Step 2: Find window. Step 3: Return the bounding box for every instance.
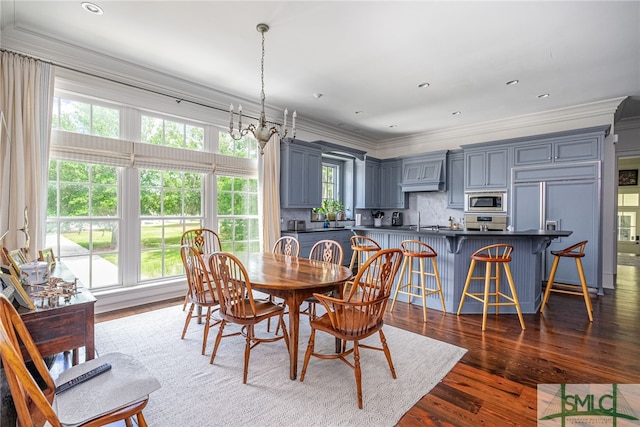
[46,160,120,288]
[618,192,639,242]
[47,89,259,292]
[219,132,258,158]
[139,169,204,281]
[217,176,259,255]
[322,163,339,203]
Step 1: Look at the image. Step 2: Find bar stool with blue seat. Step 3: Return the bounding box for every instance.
[540,240,593,321]
[389,239,446,322]
[457,243,525,331]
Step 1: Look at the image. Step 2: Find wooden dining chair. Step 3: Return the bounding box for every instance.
[0,294,160,426]
[304,239,344,319]
[300,248,403,409]
[272,236,301,256]
[207,252,290,384]
[180,245,221,355]
[180,228,222,310]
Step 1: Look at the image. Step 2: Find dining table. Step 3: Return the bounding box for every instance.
[236,252,353,380]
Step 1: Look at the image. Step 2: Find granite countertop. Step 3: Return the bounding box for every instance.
[349,225,572,238]
[283,226,350,233]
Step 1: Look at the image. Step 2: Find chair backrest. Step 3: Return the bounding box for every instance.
[346,248,403,303]
[181,228,222,255]
[0,294,59,425]
[471,243,513,262]
[207,252,258,320]
[557,240,588,257]
[350,235,381,252]
[400,239,437,257]
[181,245,217,304]
[309,239,343,265]
[272,236,300,257]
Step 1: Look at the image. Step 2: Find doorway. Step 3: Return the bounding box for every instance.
[617,156,640,267]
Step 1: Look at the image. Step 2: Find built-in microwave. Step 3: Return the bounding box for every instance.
[464,191,507,213]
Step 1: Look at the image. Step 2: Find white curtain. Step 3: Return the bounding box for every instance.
[0,51,54,259]
[259,136,281,253]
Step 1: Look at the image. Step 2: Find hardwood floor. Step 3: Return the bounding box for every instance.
[6,266,636,426]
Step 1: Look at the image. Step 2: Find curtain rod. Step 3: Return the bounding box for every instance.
[0,47,258,120]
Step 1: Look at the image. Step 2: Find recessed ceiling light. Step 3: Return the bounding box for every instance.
[355,110,364,114]
[417,82,430,88]
[81,2,103,15]
[452,111,462,116]
[537,93,550,99]
[389,125,398,128]
[506,79,519,86]
[313,93,323,99]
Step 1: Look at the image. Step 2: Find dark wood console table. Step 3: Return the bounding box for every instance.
[18,273,96,365]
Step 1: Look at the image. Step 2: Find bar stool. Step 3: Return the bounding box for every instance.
[540,240,593,321]
[346,235,381,292]
[457,243,525,331]
[389,240,446,322]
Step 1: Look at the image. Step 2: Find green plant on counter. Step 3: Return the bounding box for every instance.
[321,199,344,221]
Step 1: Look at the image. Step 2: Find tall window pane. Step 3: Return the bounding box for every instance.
[217,176,259,254]
[141,115,204,150]
[139,169,204,280]
[219,132,258,158]
[51,98,119,137]
[46,160,120,289]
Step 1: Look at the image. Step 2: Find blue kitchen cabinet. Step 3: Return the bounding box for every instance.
[380,159,407,209]
[464,147,509,190]
[280,141,322,208]
[355,158,381,209]
[447,150,464,209]
[513,134,601,166]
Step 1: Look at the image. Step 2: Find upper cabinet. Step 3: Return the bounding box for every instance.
[447,150,464,209]
[280,141,322,208]
[464,147,510,190]
[380,159,408,209]
[400,151,447,192]
[513,135,601,166]
[355,158,381,209]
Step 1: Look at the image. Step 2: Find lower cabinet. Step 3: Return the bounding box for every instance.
[280,230,354,267]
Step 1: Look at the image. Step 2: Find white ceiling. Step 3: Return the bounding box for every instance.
[2,1,639,143]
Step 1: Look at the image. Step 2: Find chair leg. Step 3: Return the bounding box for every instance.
[181,304,195,339]
[379,329,396,379]
[502,263,525,330]
[432,257,447,312]
[418,258,428,322]
[137,412,148,427]
[389,255,409,313]
[457,260,476,315]
[482,262,492,331]
[125,417,133,427]
[576,258,594,321]
[541,256,560,312]
[243,325,253,384]
[182,290,189,311]
[300,329,316,382]
[209,321,226,364]
[202,307,211,355]
[353,341,363,409]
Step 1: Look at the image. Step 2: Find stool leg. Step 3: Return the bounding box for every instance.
[457,260,476,315]
[540,256,560,312]
[494,261,501,316]
[575,258,594,322]
[389,255,409,313]
[482,262,492,331]
[431,258,447,313]
[503,263,525,330]
[419,257,427,322]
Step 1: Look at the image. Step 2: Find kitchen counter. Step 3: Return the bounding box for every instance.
[351,226,573,315]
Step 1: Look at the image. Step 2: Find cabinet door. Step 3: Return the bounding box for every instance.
[305,149,322,206]
[514,143,553,166]
[355,159,380,209]
[465,151,487,189]
[402,162,425,184]
[447,152,465,209]
[281,144,322,208]
[380,160,406,209]
[554,138,599,162]
[485,149,508,188]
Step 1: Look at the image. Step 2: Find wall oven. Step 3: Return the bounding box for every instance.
[464,191,507,214]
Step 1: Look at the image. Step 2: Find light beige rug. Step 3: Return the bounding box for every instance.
[95,305,466,426]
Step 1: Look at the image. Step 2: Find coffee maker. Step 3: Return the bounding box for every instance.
[391,212,403,226]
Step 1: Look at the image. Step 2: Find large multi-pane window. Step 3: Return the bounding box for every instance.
[217,175,259,255]
[47,91,259,291]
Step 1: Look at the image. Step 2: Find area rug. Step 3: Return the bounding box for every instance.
[618,253,640,267]
[95,306,466,426]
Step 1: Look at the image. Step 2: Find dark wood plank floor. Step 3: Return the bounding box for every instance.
[20,264,631,426]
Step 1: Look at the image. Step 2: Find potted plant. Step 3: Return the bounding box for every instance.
[331,200,345,221]
[311,207,324,222]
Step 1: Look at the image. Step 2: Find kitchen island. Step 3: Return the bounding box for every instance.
[350,225,572,314]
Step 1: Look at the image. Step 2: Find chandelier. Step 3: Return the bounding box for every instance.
[229,23,296,155]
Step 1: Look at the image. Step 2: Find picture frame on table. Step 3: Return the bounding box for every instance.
[39,247,56,269]
[619,169,638,186]
[2,247,27,277]
[0,272,35,310]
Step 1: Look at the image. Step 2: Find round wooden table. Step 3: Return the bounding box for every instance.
[237,252,353,380]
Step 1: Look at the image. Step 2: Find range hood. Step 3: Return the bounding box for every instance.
[400,151,448,193]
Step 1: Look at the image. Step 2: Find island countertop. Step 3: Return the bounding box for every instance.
[349,225,572,238]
